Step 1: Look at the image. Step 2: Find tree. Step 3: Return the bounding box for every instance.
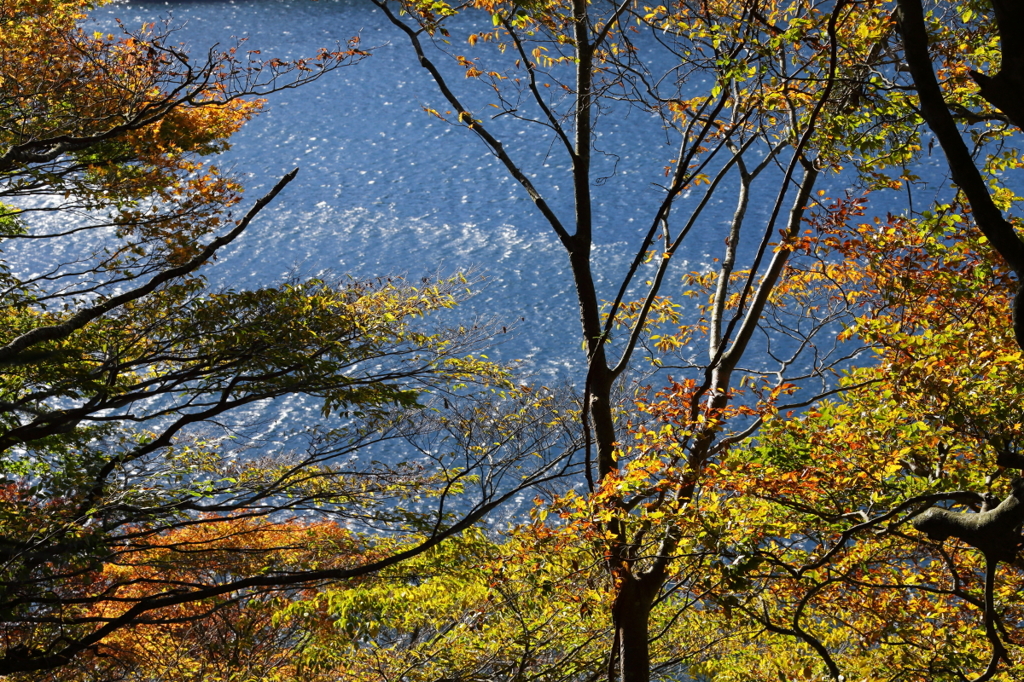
[0,0,579,674]
[681,3,1024,679]
[682,208,1024,681]
[12,0,1024,679]
[370,0,916,680]
[687,3,1024,679]
[11,517,359,682]
[896,0,1024,347]
[68,515,727,682]
[34,210,1024,682]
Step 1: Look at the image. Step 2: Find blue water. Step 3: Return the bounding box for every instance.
[22,0,957,448]
[81,0,828,377]
[0,0,970,517]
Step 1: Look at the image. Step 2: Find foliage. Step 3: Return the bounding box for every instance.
[63,519,747,682]
[10,517,364,682]
[367,1,1024,681]
[8,0,1024,680]
[369,1,909,681]
[0,0,579,675]
[687,209,1024,681]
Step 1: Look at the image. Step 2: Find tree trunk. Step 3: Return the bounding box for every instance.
[612,573,659,682]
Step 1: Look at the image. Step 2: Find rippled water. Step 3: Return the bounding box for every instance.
[17,0,962,509]
[82,0,824,376]
[71,0,965,389]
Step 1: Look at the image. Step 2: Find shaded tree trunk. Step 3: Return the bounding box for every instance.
[612,573,660,682]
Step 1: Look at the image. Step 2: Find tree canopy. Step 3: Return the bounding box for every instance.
[0,0,577,675]
[5,0,1024,681]
[367,0,1024,680]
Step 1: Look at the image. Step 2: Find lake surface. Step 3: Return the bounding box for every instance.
[7,0,961,514]
[83,0,635,378]
[82,0,957,381]
[38,0,972,472]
